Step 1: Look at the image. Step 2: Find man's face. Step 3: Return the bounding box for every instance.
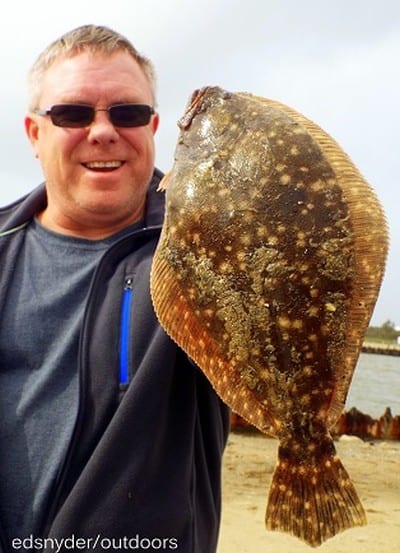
[25,50,159,237]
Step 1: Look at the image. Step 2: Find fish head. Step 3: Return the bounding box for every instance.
[164,86,277,226]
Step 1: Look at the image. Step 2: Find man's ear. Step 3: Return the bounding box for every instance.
[151,112,160,135]
[25,115,40,158]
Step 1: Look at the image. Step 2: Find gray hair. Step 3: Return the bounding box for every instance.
[27,24,157,110]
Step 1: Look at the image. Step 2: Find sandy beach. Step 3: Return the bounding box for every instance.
[218,431,400,553]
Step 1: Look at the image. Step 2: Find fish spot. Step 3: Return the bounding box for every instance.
[292,443,301,453]
[303,366,314,376]
[280,174,291,185]
[278,316,291,329]
[325,302,337,312]
[219,261,233,274]
[320,324,330,336]
[267,236,279,246]
[300,393,311,406]
[307,306,319,317]
[311,180,324,192]
[256,225,268,238]
[240,234,252,246]
[293,126,306,135]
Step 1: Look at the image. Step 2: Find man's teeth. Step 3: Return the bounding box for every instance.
[85,161,123,169]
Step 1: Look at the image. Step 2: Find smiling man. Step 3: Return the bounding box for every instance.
[25,41,159,238]
[0,25,229,552]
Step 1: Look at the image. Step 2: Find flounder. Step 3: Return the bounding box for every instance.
[150,86,388,547]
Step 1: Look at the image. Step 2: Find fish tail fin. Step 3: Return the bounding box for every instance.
[265,442,367,547]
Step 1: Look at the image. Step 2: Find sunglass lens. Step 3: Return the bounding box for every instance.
[50,105,94,127]
[110,105,152,127]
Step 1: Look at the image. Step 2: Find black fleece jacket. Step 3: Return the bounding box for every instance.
[0,170,230,553]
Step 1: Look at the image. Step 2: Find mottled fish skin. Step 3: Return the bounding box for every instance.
[150,86,388,546]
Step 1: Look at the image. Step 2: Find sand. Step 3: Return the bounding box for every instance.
[218,431,400,553]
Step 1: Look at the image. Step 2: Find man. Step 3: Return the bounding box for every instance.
[0,25,229,552]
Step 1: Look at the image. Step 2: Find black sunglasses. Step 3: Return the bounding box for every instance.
[34,103,155,128]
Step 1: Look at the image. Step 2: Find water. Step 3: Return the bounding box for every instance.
[345,353,400,417]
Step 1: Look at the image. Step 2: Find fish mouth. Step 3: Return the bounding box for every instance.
[178,87,210,130]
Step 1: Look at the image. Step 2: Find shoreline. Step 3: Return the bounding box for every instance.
[361,343,400,357]
[230,405,400,440]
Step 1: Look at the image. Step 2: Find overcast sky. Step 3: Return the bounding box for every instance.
[0,0,398,326]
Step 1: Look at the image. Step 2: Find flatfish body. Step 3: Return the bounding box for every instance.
[150,87,388,546]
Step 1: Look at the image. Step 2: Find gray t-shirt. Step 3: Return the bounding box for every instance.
[0,219,138,540]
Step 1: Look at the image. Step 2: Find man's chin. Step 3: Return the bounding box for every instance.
[74,196,144,232]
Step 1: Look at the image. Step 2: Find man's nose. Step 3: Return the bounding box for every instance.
[86,110,119,143]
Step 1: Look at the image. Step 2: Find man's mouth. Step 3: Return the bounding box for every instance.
[83,160,124,172]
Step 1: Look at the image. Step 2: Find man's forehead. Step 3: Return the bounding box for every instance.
[40,51,153,103]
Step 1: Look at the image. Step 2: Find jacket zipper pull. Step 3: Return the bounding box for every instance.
[119,277,134,388]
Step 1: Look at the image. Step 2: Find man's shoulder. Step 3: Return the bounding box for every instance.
[0,184,47,234]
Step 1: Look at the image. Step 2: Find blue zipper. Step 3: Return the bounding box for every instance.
[119,276,134,386]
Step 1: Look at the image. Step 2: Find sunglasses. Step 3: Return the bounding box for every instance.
[34,103,155,128]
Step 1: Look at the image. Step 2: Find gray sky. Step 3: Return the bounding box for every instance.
[1,0,398,326]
